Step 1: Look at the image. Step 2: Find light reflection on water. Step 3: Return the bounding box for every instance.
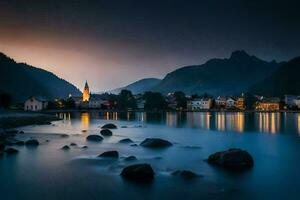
[57,111,300,135]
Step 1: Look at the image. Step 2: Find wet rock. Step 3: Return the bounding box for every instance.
[86,135,103,142]
[100,129,113,136]
[172,170,199,179]
[45,140,50,143]
[121,126,128,128]
[82,145,88,149]
[101,123,117,129]
[15,141,25,146]
[81,130,87,133]
[124,156,137,161]
[19,131,24,134]
[119,138,133,143]
[61,145,70,150]
[140,138,172,148]
[70,143,77,146]
[130,144,138,147]
[4,147,19,154]
[120,163,154,183]
[98,150,119,158]
[60,134,69,138]
[25,139,39,146]
[207,148,254,170]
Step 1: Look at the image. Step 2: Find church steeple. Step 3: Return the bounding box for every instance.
[82,81,90,102]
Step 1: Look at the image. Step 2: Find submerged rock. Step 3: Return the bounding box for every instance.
[61,145,70,150]
[124,156,137,161]
[121,126,128,128]
[172,170,199,179]
[119,138,133,144]
[140,138,172,148]
[100,129,113,136]
[86,135,103,142]
[81,130,87,133]
[120,163,154,183]
[15,141,25,146]
[70,143,77,146]
[25,139,39,146]
[207,148,254,170]
[81,145,88,149]
[19,131,24,134]
[98,150,119,158]
[4,147,19,154]
[101,123,117,129]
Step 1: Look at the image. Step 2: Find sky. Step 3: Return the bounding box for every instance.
[0,0,300,92]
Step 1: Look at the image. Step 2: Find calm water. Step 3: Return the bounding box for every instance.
[1,111,300,200]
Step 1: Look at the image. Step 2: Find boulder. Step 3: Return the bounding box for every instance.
[140,138,172,148]
[100,129,113,136]
[124,156,137,161]
[25,139,39,146]
[82,145,88,149]
[119,138,133,143]
[101,123,117,129]
[70,143,77,146]
[15,141,25,146]
[171,170,199,179]
[19,131,24,134]
[207,148,254,170]
[86,135,103,142]
[4,148,19,154]
[98,150,119,158]
[120,163,154,182]
[61,145,70,150]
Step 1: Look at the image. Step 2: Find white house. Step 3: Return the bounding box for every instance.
[24,96,48,111]
[215,96,227,108]
[187,98,212,110]
[226,97,236,109]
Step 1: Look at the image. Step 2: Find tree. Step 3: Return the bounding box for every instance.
[65,97,75,109]
[117,90,137,110]
[0,93,12,108]
[173,91,187,109]
[143,91,167,110]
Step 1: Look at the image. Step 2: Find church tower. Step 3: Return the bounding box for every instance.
[82,81,90,102]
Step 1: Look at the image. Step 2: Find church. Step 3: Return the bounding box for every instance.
[71,81,108,109]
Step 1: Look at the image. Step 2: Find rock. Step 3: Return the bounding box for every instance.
[121,126,128,128]
[25,139,39,146]
[130,144,138,147]
[86,135,103,142]
[124,156,137,161]
[172,170,199,179]
[70,143,77,146]
[61,145,70,150]
[82,145,88,149]
[4,147,19,154]
[101,123,117,129]
[207,148,254,170]
[81,130,87,133]
[100,129,113,136]
[120,163,154,182]
[19,131,24,134]
[140,138,172,148]
[119,138,133,143]
[98,151,119,158]
[45,140,50,143]
[15,141,25,146]
[60,134,69,138]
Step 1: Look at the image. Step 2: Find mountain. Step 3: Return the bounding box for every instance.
[109,78,161,94]
[0,52,81,102]
[152,50,280,95]
[249,56,300,97]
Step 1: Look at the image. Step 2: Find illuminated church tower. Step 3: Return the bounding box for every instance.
[82,81,90,102]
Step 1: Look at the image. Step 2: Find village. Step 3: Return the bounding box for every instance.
[23,81,300,112]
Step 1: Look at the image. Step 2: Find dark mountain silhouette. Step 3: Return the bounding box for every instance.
[108,78,161,94]
[152,50,280,95]
[250,56,300,97]
[0,52,81,102]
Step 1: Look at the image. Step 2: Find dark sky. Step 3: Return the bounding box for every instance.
[0,0,300,91]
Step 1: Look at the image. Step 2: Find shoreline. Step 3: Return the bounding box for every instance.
[0,110,60,129]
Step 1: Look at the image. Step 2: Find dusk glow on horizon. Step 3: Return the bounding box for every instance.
[1,0,300,91]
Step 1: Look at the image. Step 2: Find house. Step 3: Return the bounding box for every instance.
[235,95,246,110]
[294,97,300,109]
[226,97,236,109]
[215,96,227,108]
[24,96,48,111]
[187,98,212,111]
[284,95,298,108]
[255,97,281,111]
[89,95,104,109]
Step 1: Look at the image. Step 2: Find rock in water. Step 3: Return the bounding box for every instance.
[4,148,19,154]
[98,151,119,158]
[140,138,172,148]
[100,129,113,136]
[101,123,117,129]
[124,156,137,161]
[121,164,154,183]
[70,143,77,146]
[15,141,25,146]
[119,138,133,143]
[61,145,70,150]
[86,135,103,142]
[25,139,39,146]
[207,148,254,170]
[172,170,199,179]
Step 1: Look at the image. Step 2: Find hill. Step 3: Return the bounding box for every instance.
[0,52,81,102]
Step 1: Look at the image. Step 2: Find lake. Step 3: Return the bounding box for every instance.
[1,111,300,200]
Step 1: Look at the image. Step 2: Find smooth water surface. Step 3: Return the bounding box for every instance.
[1,111,300,200]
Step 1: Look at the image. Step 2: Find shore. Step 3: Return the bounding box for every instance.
[0,110,60,129]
